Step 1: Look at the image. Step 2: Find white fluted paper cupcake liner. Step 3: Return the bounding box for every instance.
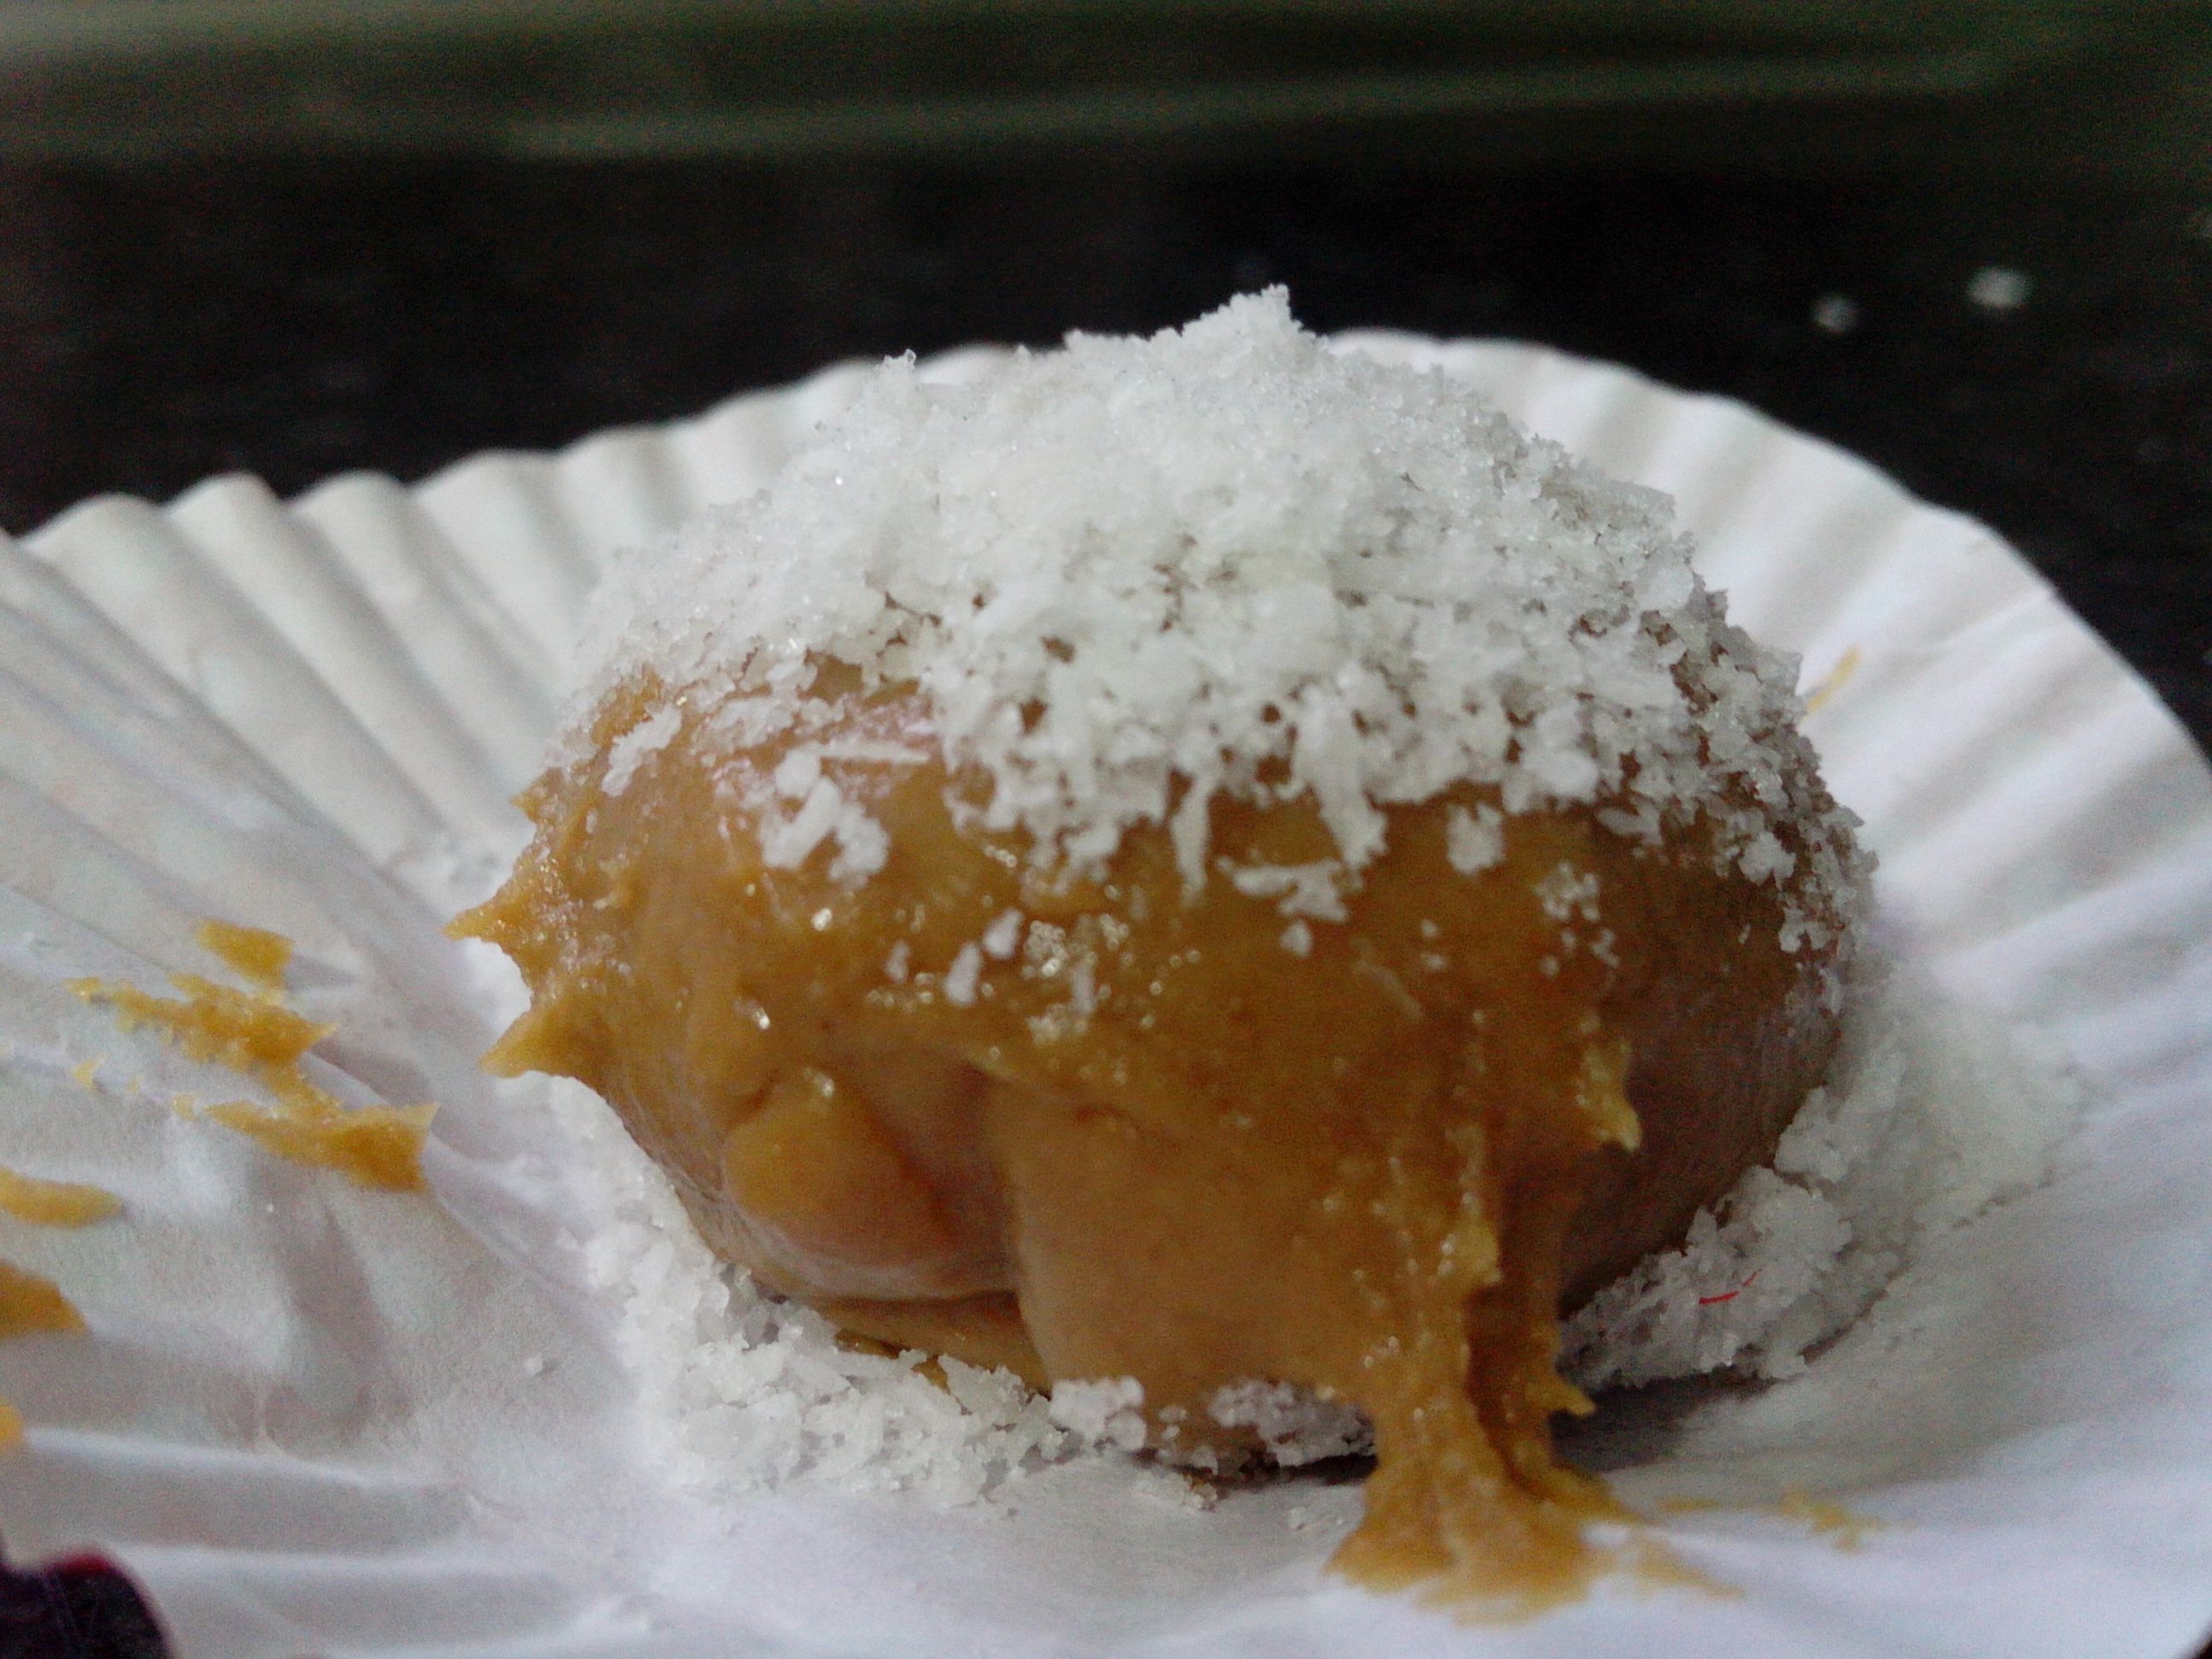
[0,335,2206,1659]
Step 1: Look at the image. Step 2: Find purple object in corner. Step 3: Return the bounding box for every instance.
[0,1551,169,1659]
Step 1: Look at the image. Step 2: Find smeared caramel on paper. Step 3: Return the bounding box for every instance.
[201,1096,434,1193]
[1802,646,1863,715]
[78,973,330,1077]
[72,924,434,1191]
[0,1167,119,1228]
[195,919,294,992]
[1777,1489,1875,1550]
[1622,1536,1739,1601]
[0,1260,83,1339]
[0,1261,87,1451]
[1655,1489,1877,1555]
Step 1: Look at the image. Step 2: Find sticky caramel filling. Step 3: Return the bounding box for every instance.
[458,684,1842,1609]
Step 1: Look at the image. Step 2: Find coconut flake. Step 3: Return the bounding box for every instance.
[941,944,984,1008]
[1207,1380,1372,1465]
[1048,1377,1148,1453]
[1445,803,1506,875]
[601,704,681,797]
[1534,862,1601,923]
[1222,861,1350,923]
[981,909,1025,960]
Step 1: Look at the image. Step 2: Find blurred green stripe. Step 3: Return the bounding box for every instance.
[505,51,2017,160]
[0,0,2203,171]
[0,0,2081,61]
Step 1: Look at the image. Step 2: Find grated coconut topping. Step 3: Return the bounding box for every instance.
[572,290,1863,945]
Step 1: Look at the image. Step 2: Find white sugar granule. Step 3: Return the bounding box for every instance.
[533,945,2078,1507]
[568,291,1865,948]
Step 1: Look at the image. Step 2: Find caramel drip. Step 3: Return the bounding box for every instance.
[1324,1043,1639,1613]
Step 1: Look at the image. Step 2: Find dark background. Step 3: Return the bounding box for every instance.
[3,159,2207,749]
